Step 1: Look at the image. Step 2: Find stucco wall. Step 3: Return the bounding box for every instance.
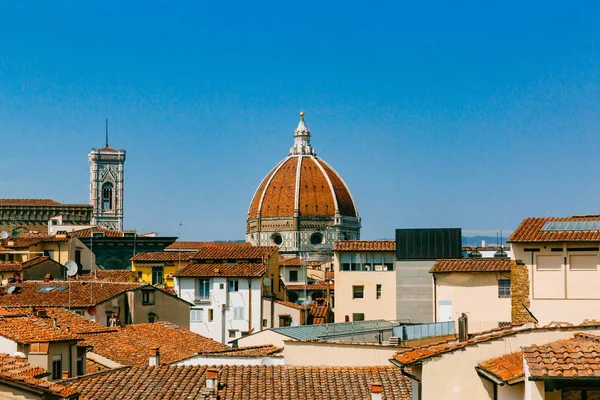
[418,327,600,400]
[284,341,399,366]
[235,330,291,348]
[396,260,434,323]
[512,243,600,325]
[262,298,304,328]
[434,271,512,332]
[129,288,190,329]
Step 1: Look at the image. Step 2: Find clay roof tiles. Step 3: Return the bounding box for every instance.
[190,245,277,260]
[0,315,81,344]
[0,281,143,308]
[477,351,524,383]
[0,353,79,398]
[0,256,58,272]
[430,258,513,273]
[130,252,196,262]
[332,240,396,251]
[508,215,600,243]
[165,241,251,251]
[0,199,61,206]
[81,322,228,366]
[67,365,411,400]
[69,270,140,283]
[68,226,129,238]
[523,336,600,378]
[1,236,68,248]
[286,283,332,291]
[174,263,266,277]
[201,344,282,358]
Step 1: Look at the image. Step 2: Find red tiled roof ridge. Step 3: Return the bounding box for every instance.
[130,252,196,261]
[477,351,524,383]
[508,215,600,243]
[332,240,396,251]
[430,258,513,273]
[174,263,266,278]
[0,199,61,206]
[190,245,278,260]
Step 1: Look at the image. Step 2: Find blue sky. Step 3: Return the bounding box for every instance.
[1,1,599,240]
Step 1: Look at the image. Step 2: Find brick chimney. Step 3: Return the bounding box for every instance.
[371,382,383,400]
[206,368,219,390]
[62,371,69,379]
[149,347,160,366]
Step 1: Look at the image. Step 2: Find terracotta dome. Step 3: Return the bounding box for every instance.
[248,155,358,219]
[246,112,361,257]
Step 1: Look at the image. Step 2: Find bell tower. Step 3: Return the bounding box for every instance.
[88,120,126,230]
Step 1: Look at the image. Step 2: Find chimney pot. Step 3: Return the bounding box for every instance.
[149,347,160,366]
[62,371,69,379]
[371,382,383,400]
[206,368,219,389]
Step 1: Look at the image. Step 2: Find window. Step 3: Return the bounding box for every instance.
[51,356,62,380]
[141,290,155,305]
[152,267,164,285]
[341,263,350,271]
[310,232,323,245]
[74,310,84,316]
[376,284,382,299]
[102,183,114,211]
[498,279,511,298]
[352,313,365,322]
[208,308,214,321]
[77,357,84,376]
[228,280,239,292]
[233,306,245,320]
[148,312,158,323]
[228,330,237,338]
[271,233,283,246]
[279,315,292,327]
[262,319,267,328]
[191,309,204,323]
[352,285,364,299]
[195,279,211,302]
[75,250,82,269]
[219,283,224,290]
[289,270,298,282]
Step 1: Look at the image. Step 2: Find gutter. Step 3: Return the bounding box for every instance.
[389,359,420,382]
[475,366,505,386]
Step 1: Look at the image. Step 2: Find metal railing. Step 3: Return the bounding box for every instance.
[392,321,455,341]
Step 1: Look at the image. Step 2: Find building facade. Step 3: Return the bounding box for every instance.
[88,137,126,230]
[246,112,361,259]
[0,199,92,234]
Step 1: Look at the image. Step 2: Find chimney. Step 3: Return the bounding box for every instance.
[458,313,469,342]
[371,382,383,400]
[62,371,69,379]
[52,317,59,329]
[206,368,219,390]
[149,347,160,366]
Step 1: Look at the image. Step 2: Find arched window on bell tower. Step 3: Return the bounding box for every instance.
[102,183,114,211]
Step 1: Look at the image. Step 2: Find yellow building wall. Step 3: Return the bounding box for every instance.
[131,261,185,288]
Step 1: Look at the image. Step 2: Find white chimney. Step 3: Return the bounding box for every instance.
[206,368,219,390]
[149,347,160,366]
[371,382,383,400]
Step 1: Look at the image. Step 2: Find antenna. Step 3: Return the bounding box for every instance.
[105,118,109,147]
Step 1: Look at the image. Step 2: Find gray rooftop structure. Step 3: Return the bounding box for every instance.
[270,319,397,341]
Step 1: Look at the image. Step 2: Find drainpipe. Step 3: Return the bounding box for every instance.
[248,278,252,335]
[432,274,437,322]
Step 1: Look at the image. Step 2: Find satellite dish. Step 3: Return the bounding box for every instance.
[290,321,299,327]
[263,277,271,287]
[260,357,273,366]
[87,306,97,316]
[0,231,7,239]
[64,260,78,277]
[7,286,16,295]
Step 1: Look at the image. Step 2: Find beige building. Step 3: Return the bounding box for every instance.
[431,258,513,332]
[391,323,600,400]
[333,240,396,322]
[508,215,600,326]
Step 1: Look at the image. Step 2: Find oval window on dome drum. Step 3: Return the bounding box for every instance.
[310,232,323,245]
[271,233,283,246]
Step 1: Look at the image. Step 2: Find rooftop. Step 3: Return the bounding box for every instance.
[68,270,140,283]
[190,245,277,261]
[269,319,397,341]
[165,241,251,251]
[0,314,81,344]
[0,235,68,249]
[0,280,143,308]
[508,215,600,243]
[81,321,228,366]
[0,353,79,399]
[201,344,282,358]
[430,258,513,273]
[174,263,266,278]
[477,351,524,384]
[130,252,196,262]
[0,256,60,272]
[66,365,410,400]
[332,240,396,252]
[0,199,62,206]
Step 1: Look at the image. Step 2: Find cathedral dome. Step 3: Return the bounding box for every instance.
[246,112,361,257]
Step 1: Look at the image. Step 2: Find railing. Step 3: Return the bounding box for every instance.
[392,321,455,341]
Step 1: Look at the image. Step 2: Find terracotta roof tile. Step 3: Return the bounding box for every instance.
[165,242,251,251]
[0,314,81,344]
[1,236,68,249]
[202,345,282,358]
[430,258,513,273]
[81,322,227,366]
[130,252,196,262]
[332,240,396,251]
[0,353,79,398]
[325,271,335,280]
[478,351,524,382]
[174,263,266,277]
[67,365,411,400]
[69,226,130,238]
[86,359,110,374]
[0,256,59,272]
[0,199,61,206]
[523,336,600,378]
[191,246,277,261]
[69,270,140,283]
[508,216,600,243]
[0,281,143,308]
[286,283,332,291]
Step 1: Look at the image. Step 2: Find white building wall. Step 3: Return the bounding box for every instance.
[175,276,263,344]
[0,337,18,355]
[174,356,284,366]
